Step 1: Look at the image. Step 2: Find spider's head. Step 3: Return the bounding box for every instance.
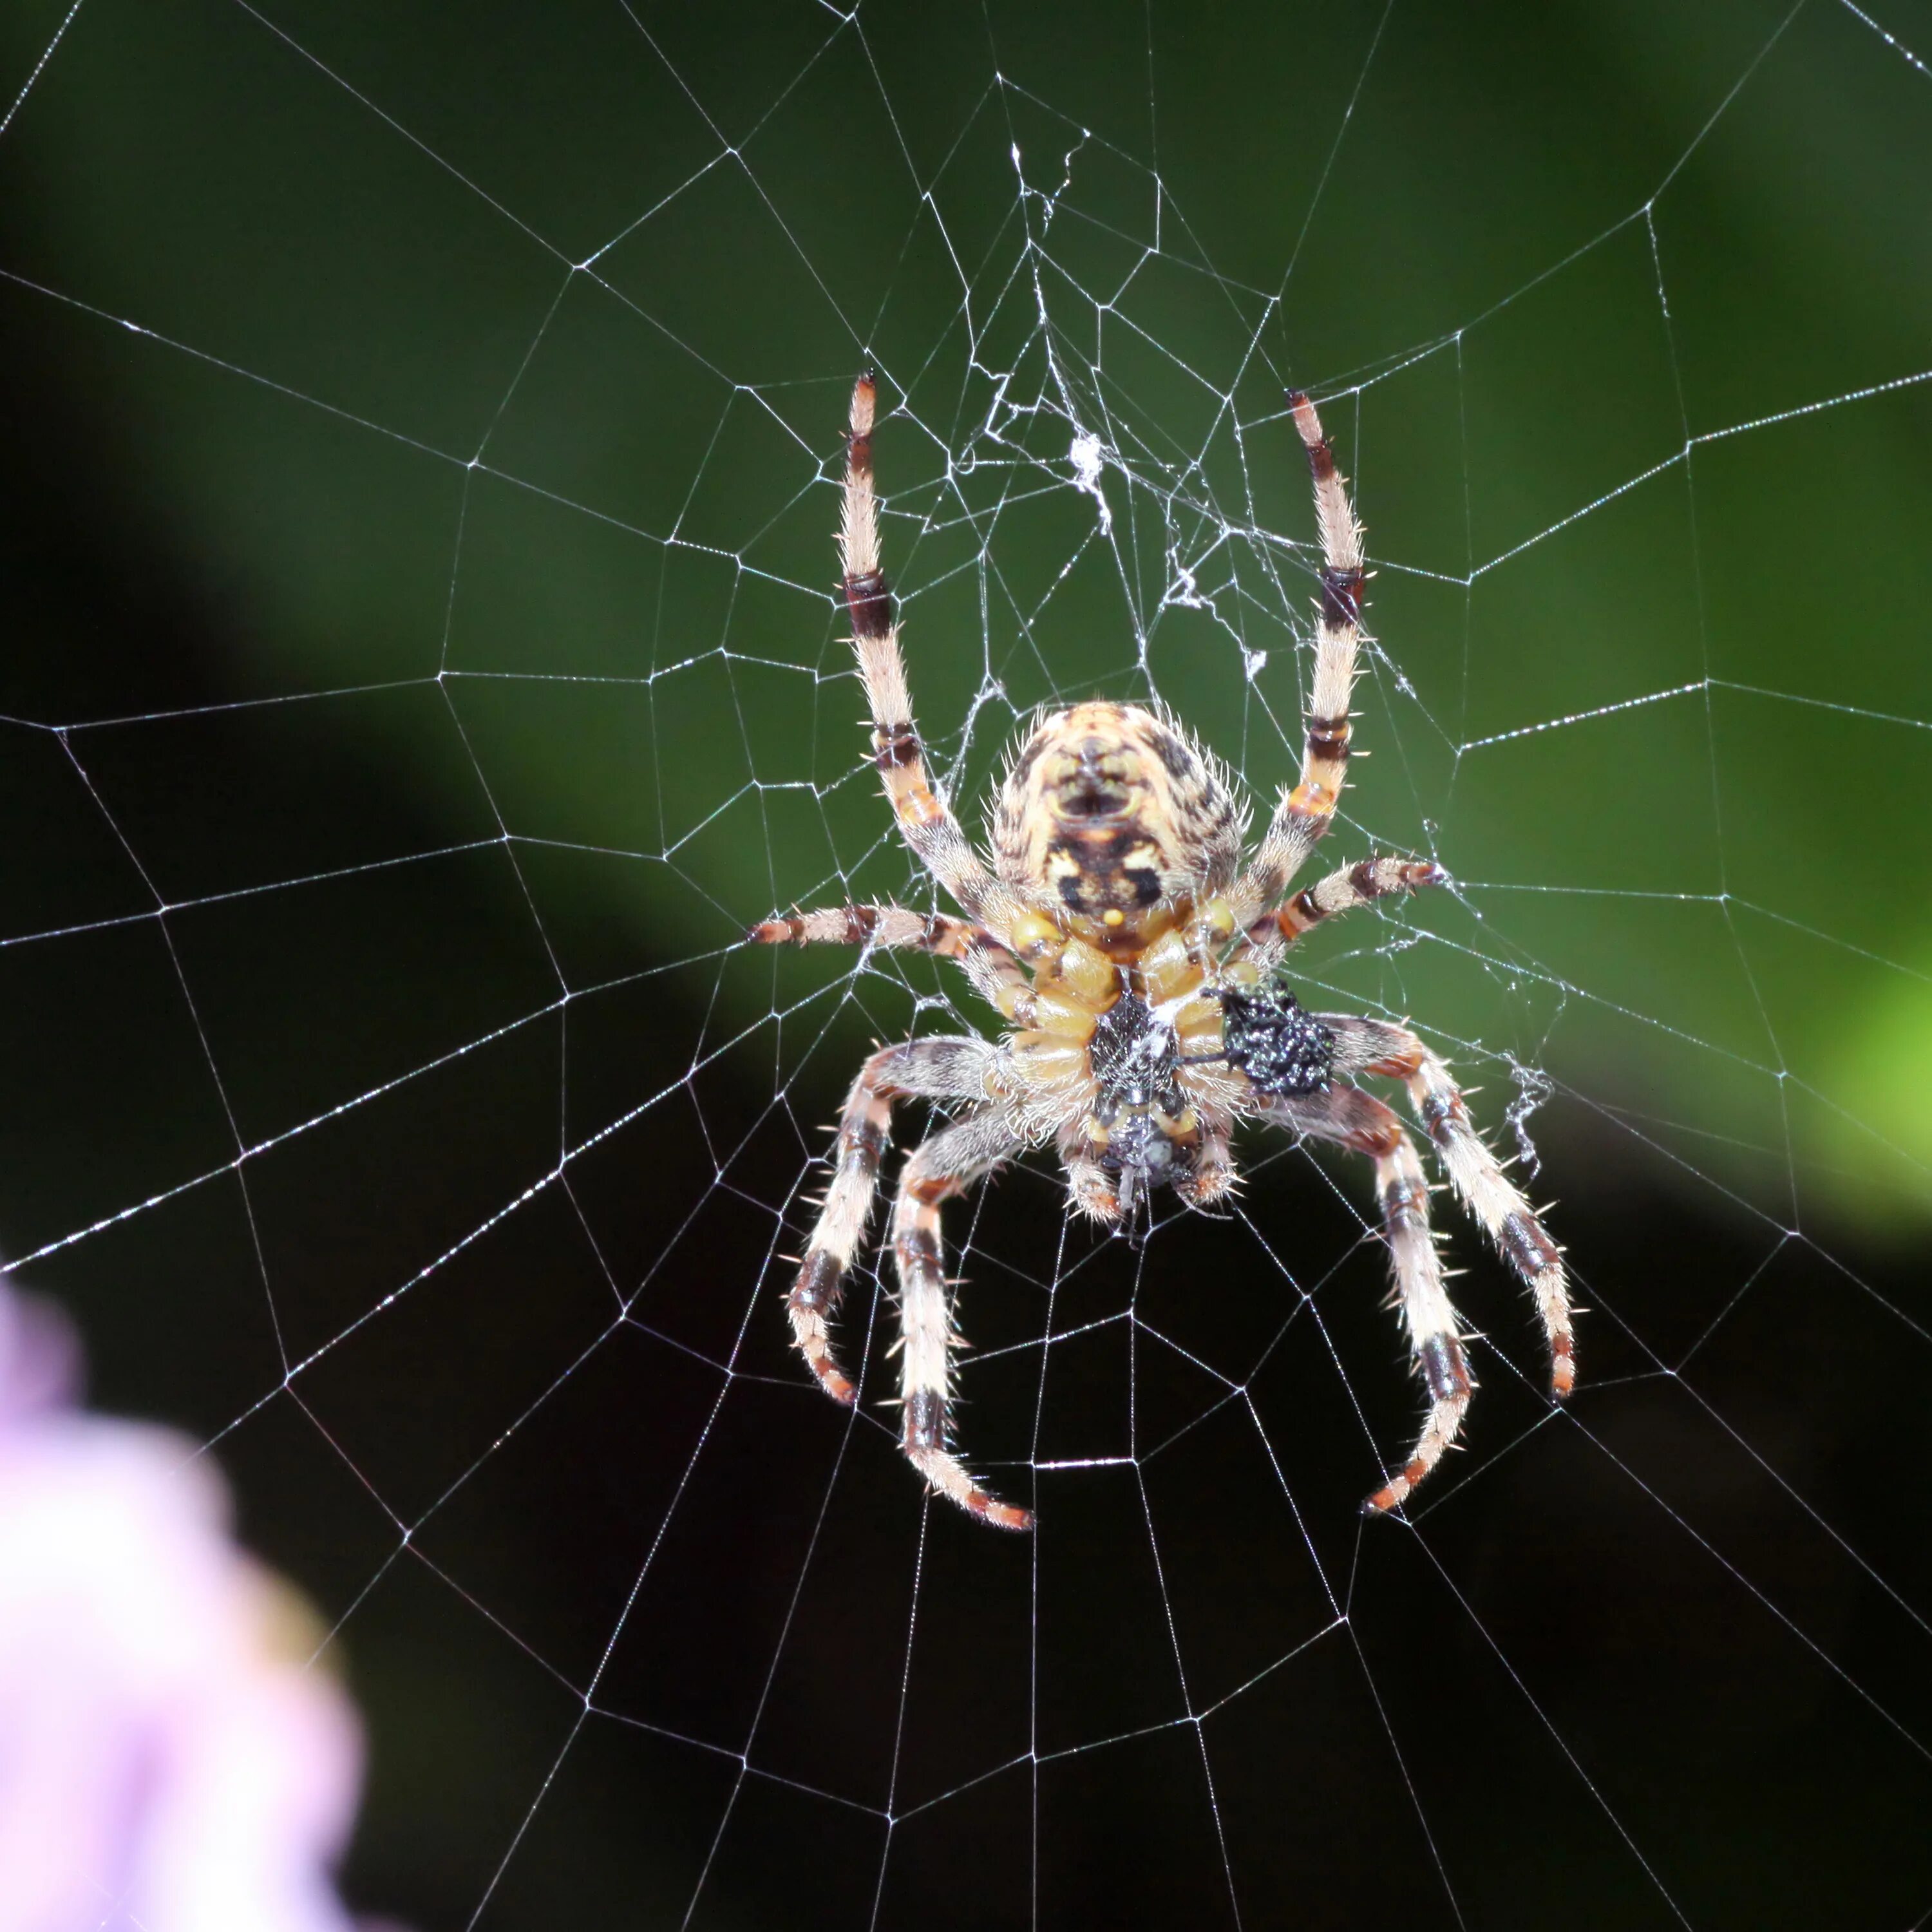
[990,702,1244,934]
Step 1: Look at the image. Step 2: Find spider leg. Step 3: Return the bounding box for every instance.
[1229,390,1367,929]
[750,905,983,952]
[1173,1122,1236,1208]
[746,903,1032,1014]
[892,1110,1032,1530]
[1327,1016,1575,1399]
[1063,1148,1122,1224]
[1260,1084,1472,1514]
[1247,856,1446,948]
[840,376,1030,947]
[786,1036,1001,1405]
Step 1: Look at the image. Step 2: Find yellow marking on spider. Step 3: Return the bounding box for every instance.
[1005,910,1061,961]
[1051,937,1116,1005]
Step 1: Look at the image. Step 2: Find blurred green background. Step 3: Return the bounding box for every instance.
[4,1,1931,1926]
[8,0,1932,1220]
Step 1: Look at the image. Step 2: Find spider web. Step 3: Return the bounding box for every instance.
[4,1,1932,1925]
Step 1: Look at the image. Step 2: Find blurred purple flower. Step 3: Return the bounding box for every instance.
[0,1285,374,1932]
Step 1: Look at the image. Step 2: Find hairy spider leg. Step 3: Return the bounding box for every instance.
[1263,1084,1473,1514]
[1249,855,1448,947]
[1329,1016,1576,1399]
[841,376,1034,951]
[1174,1121,1236,1206]
[1062,1143,1121,1224]
[891,1112,1033,1530]
[746,903,1032,1014]
[1231,390,1368,929]
[786,1037,1001,1405]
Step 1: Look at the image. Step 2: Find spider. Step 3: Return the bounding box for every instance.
[750,374,1574,1530]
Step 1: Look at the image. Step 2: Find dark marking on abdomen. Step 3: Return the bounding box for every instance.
[1147,724,1203,782]
[1049,828,1165,914]
[1007,730,1050,788]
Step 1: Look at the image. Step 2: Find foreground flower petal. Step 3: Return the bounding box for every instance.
[0,1288,372,1932]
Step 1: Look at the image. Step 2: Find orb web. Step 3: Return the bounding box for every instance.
[3,1,1931,1926]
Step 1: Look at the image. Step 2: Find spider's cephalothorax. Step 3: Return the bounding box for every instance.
[750,374,1576,1530]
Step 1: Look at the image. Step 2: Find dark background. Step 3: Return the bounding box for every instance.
[4,1,1931,1926]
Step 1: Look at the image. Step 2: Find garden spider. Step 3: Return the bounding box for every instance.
[750,375,1573,1529]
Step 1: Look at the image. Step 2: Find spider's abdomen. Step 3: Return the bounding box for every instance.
[989,703,1244,938]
